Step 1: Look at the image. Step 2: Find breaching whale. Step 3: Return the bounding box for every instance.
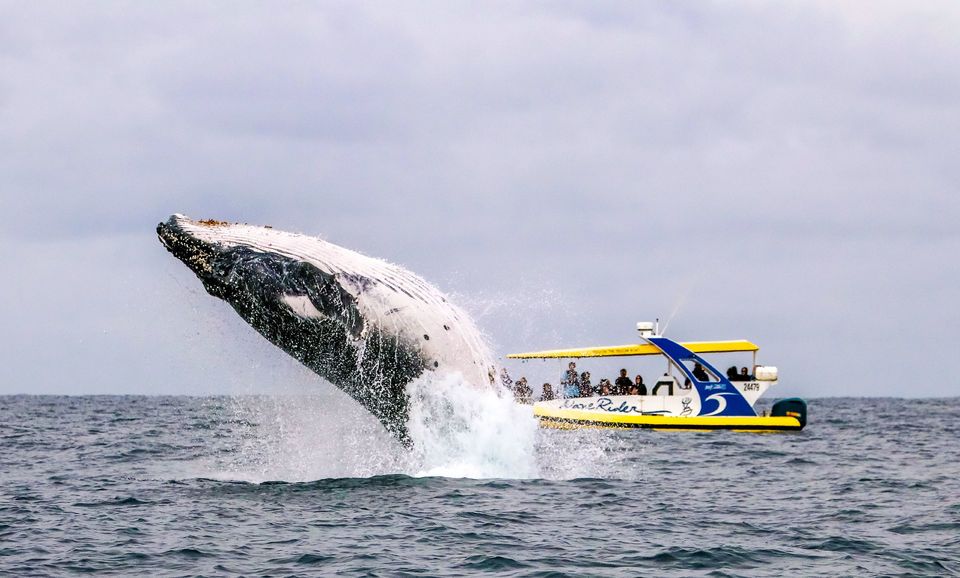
[157,214,494,444]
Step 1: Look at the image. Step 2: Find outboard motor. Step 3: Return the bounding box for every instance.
[771,398,807,428]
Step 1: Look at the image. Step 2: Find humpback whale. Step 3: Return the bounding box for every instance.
[157,214,494,445]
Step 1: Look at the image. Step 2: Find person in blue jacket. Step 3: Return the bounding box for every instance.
[561,362,581,397]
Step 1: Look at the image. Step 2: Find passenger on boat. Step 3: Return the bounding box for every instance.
[634,374,647,395]
[727,366,741,381]
[561,362,580,398]
[514,377,532,404]
[628,383,639,395]
[598,379,613,396]
[692,362,710,382]
[741,367,753,380]
[579,372,593,397]
[614,369,632,395]
[541,383,555,401]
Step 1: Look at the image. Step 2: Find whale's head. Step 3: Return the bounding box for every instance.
[157,216,238,297]
[157,214,494,444]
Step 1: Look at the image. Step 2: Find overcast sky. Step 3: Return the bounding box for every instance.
[1,1,957,398]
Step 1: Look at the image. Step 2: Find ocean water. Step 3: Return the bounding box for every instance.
[1,395,958,576]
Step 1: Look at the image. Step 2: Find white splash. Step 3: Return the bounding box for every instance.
[405,374,540,479]
[209,391,406,482]
[201,373,642,483]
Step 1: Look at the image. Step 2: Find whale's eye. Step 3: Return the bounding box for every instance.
[423,334,430,340]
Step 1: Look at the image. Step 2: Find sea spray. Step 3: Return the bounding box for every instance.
[405,377,643,480]
[205,382,542,482]
[206,380,642,482]
[211,392,406,482]
[405,374,539,479]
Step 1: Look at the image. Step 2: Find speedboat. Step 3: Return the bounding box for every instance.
[507,322,807,432]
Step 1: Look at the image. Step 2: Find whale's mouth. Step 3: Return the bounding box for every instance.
[157,215,221,278]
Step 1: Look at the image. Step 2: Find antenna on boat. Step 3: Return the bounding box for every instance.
[656,317,660,336]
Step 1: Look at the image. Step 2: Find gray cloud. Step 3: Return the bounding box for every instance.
[1,1,958,397]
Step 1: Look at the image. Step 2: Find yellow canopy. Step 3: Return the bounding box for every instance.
[506,340,758,359]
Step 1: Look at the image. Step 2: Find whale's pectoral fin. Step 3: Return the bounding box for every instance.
[286,262,366,339]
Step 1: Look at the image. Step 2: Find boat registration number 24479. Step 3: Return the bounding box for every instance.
[742,382,761,391]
